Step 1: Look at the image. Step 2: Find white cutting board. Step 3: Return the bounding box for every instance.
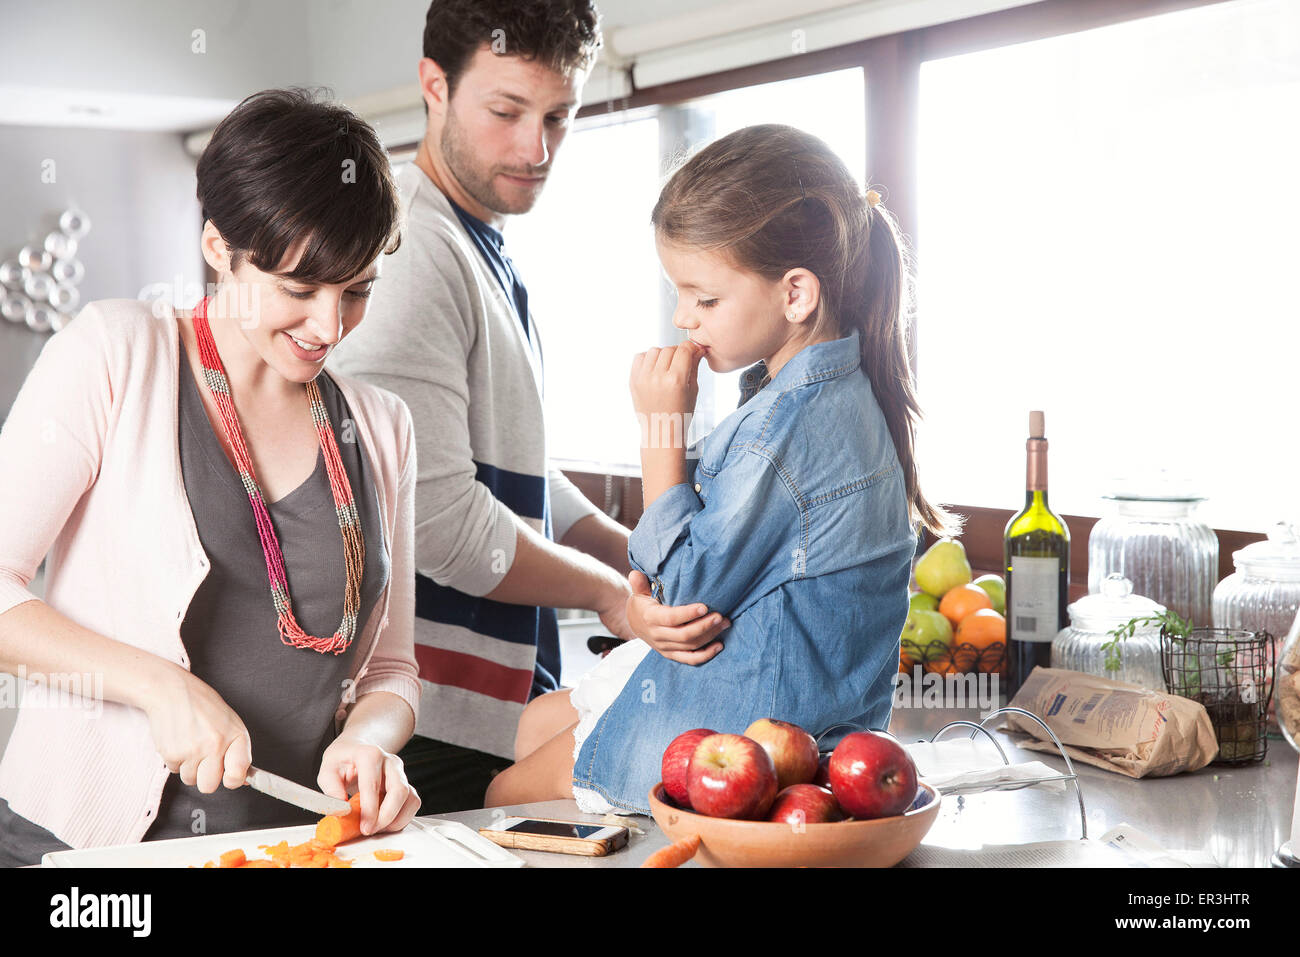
[41,817,524,868]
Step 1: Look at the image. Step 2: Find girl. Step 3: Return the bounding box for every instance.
[0,89,421,864]
[485,123,955,815]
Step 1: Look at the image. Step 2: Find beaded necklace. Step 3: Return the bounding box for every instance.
[191,295,363,655]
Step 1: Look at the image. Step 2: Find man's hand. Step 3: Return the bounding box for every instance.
[593,573,635,640]
[626,570,728,666]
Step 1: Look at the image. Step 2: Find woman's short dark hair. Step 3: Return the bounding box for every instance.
[196,87,401,284]
[422,0,602,98]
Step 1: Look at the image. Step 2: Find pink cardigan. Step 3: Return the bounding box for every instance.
[0,299,420,850]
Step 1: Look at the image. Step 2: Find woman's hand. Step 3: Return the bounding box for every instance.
[144,664,252,794]
[626,570,728,665]
[318,733,421,837]
[630,341,704,422]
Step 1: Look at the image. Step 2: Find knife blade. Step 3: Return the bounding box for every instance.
[244,766,352,816]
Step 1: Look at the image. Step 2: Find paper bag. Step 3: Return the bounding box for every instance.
[1005,667,1218,778]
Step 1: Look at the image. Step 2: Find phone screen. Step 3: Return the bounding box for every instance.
[505,820,605,839]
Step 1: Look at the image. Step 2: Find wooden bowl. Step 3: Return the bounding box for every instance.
[648,781,940,868]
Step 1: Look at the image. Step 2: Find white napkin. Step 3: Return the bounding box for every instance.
[904,738,1068,794]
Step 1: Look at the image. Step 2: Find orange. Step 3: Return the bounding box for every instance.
[953,608,1007,674]
[923,650,960,676]
[938,583,993,627]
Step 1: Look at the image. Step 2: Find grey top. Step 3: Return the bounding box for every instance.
[0,349,391,865]
[146,347,389,839]
[325,163,601,756]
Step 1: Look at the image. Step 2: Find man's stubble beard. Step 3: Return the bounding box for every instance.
[441,105,546,217]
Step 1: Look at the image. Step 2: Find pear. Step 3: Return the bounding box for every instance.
[909,590,939,614]
[973,574,1006,616]
[914,539,973,598]
[900,608,954,664]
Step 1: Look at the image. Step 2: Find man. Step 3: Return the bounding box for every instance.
[329,0,726,812]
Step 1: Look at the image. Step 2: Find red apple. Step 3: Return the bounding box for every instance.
[813,752,832,789]
[743,718,820,791]
[660,728,716,807]
[686,733,779,820]
[827,731,918,820]
[766,783,845,827]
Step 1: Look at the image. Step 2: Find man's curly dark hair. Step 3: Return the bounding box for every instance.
[423,0,603,98]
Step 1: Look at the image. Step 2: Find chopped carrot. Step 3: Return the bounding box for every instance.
[373,848,404,862]
[640,834,701,868]
[314,793,363,847]
[199,796,367,868]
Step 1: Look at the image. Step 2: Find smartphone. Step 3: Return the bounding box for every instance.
[478,817,629,856]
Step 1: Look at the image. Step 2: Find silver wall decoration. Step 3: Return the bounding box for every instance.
[51,258,83,285]
[23,271,54,301]
[17,245,51,273]
[59,209,91,239]
[26,303,56,333]
[1,293,30,323]
[3,208,90,334]
[44,231,77,261]
[0,261,28,290]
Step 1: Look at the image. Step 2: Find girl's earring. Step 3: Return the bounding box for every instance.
[786,310,796,321]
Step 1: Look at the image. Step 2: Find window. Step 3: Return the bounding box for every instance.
[508,67,867,472]
[915,0,1300,532]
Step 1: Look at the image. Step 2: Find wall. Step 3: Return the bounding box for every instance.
[0,124,202,422]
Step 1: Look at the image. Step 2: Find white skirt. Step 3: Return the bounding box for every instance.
[569,638,652,814]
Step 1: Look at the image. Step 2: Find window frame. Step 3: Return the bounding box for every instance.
[391,0,1264,591]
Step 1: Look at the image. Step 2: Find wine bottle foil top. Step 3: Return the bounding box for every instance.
[1026,437,1048,491]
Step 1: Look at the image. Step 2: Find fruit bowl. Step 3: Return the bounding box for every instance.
[647,781,941,868]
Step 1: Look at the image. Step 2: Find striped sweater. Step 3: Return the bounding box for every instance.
[327,163,599,759]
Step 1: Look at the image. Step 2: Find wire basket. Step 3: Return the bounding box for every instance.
[1161,626,1275,765]
[900,639,1008,678]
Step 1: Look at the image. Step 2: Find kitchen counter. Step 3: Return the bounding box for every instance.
[434,705,1298,867]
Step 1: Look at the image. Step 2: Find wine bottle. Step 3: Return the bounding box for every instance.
[1003,410,1070,700]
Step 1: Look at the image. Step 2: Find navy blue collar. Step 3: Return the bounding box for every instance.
[446,196,505,250]
[738,330,862,405]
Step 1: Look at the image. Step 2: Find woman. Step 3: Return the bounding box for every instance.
[0,88,421,865]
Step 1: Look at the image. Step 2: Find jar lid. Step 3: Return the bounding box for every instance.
[1067,574,1165,632]
[1102,469,1205,503]
[1232,522,1300,579]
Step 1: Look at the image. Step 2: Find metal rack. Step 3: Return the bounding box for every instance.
[926,707,1088,840]
[817,706,1088,839]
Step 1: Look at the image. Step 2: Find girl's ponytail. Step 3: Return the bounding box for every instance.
[853,198,960,538]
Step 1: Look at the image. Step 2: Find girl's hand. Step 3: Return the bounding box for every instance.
[145,665,252,794]
[630,341,704,421]
[626,570,728,666]
[318,734,421,836]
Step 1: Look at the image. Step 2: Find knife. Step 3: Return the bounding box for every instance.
[244,766,353,816]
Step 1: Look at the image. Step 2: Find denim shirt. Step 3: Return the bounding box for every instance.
[572,331,916,813]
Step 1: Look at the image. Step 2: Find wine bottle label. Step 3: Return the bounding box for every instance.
[1009,556,1060,643]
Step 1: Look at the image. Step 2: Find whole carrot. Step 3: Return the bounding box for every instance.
[640,834,701,868]
[314,793,364,847]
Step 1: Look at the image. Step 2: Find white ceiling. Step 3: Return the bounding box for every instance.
[0,0,1030,133]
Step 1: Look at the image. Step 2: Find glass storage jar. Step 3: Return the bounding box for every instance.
[1213,521,1300,747]
[1274,609,1300,752]
[1052,573,1167,690]
[1088,488,1217,627]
